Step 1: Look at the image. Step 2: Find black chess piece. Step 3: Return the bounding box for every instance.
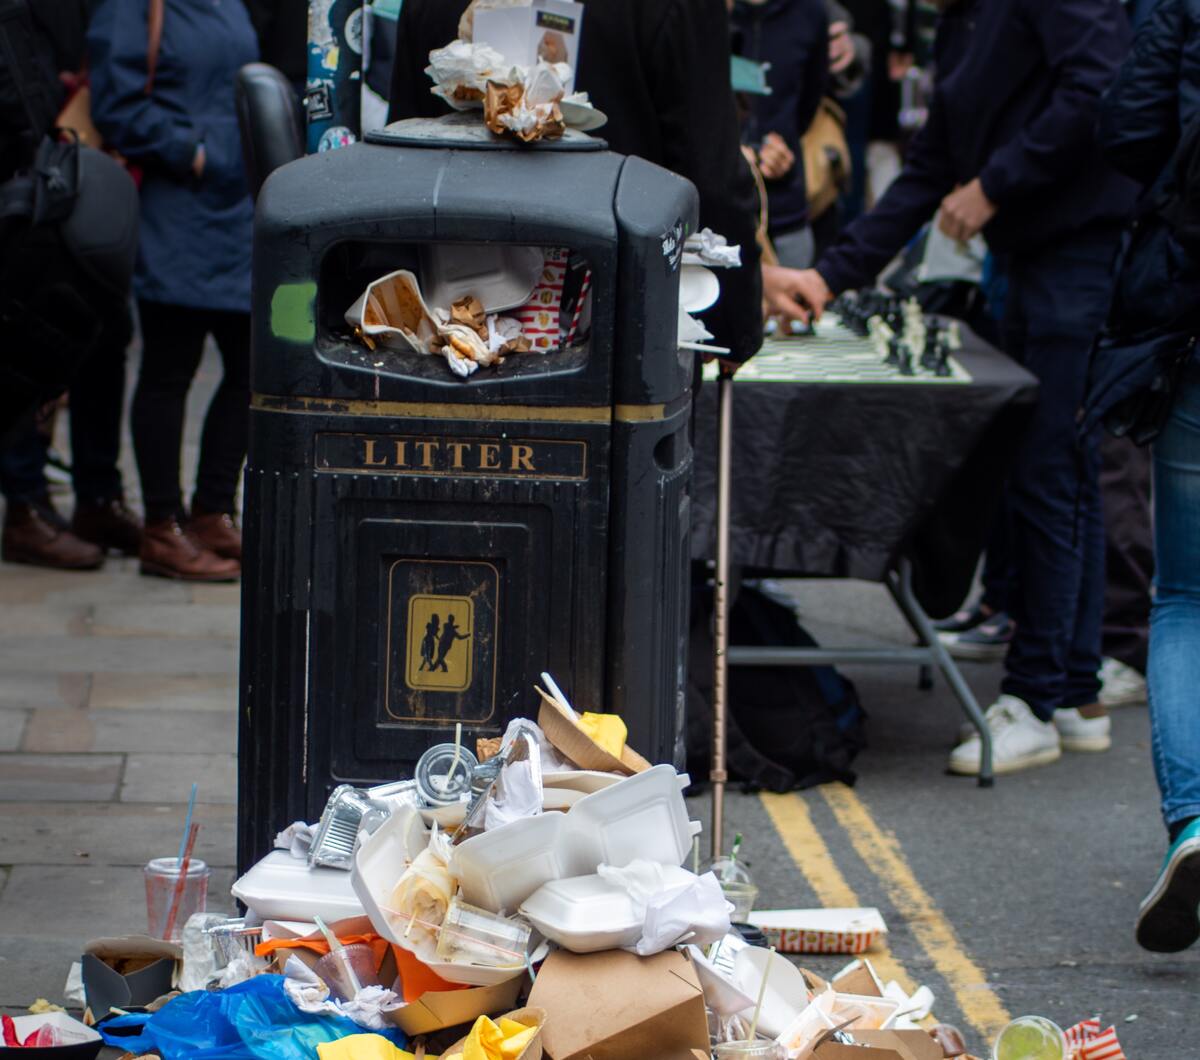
[921,325,941,371]
[898,342,914,376]
[935,340,952,377]
[885,335,901,366]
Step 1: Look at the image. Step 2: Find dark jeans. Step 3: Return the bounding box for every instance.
[1099,433,1153,673]
[132,301,251,524]
[998,226,1121,720]
[0,309,131,505]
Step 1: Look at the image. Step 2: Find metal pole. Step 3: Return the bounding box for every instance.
[711,371,734,858]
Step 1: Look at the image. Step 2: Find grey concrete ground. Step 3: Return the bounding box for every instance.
[0,350,1195,1057]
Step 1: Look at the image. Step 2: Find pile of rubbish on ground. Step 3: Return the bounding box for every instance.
[11,677,1127,1060]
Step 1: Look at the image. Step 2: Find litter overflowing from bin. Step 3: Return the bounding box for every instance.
[25,671,1129,1060]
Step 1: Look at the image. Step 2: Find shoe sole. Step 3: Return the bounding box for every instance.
[1059,734,1112,753]
[944,640,1010,662]
[139,560,239,583]
[1,549,103,571]
[1135,839,1200,953]
[1100,691,1147,709]
[948,745,1061,776]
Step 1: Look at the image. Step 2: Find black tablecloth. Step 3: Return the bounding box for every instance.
[691,327,1038,617]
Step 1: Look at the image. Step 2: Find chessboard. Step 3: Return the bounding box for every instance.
[703,303,972,385]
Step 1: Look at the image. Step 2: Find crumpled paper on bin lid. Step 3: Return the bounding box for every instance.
[427,40,513,109]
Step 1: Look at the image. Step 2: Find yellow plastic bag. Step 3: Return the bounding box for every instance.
[444,1015,539,1060]
[577,712,627,759]
[317,1033,416,1060]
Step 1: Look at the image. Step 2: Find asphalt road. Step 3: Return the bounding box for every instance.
[685,578,1199,1057]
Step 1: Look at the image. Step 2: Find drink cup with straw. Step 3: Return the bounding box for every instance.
[314,915,363,997]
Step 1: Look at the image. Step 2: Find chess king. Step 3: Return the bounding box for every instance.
[771,0,1139,777]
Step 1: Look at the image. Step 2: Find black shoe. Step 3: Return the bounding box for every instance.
[933,600,994,634]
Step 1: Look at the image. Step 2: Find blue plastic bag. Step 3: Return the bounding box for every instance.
[98,975,408,1060]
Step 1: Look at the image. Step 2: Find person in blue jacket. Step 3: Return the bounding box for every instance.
[88,0,257,582]
[1098,0,1200,953]
[779,0,1139,776]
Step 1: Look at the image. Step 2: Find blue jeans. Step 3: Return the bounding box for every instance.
[998,226,1119,720]
[1148,358,1200,831]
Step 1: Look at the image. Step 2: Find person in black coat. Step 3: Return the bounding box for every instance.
[387,0,763,365]
[780,0,1139,777]
[730,0,830,268]
[1098,0,1200,954]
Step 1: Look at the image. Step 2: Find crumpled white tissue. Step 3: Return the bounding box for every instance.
[683,228,742,269]
[274,821,318,859]
[282,955,404,1030]
[426,40,513,109]
[597,860,733,956]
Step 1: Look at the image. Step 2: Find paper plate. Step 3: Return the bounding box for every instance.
[679,264,720,313]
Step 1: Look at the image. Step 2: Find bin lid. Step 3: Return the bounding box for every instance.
[365,112,607,152]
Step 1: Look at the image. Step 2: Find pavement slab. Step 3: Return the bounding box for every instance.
[88,672,237,712]
[0,753,123,802]
[120,753,237,804]
[0,710,26,751]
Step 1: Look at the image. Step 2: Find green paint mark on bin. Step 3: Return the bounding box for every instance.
[270,281,317,344]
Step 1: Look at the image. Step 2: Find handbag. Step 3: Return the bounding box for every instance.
[801,97,851,222]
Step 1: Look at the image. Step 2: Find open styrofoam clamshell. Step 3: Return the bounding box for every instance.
[684,944,757,1016]
[232,849,365,923]
[733,945,813,1039]
[451,765,701,913]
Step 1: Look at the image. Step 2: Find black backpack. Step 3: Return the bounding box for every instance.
[687,581,867,792]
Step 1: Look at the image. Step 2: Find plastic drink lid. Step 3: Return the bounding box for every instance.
[992,1016,1068,1060]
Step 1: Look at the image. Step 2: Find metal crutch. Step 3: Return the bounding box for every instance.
[710,369,734,859]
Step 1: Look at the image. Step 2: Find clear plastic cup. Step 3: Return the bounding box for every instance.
[714,1040,787,1059]
[721,881,760,921]
[313,943,381,1001]
[435,896,531,968]
[144,857,210,941]
[992,1016,1068,1060]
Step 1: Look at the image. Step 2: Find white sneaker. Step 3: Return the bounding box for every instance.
[1054,707,1112,752]
[948,694,1062,776]
[1099,656,1147,708]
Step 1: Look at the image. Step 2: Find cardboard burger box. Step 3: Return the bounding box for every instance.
[527,949,709,1060]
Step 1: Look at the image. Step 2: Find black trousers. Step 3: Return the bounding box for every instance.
[1099,432,1153,673]
[132,301,251,524]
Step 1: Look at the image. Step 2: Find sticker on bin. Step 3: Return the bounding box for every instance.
[745,908,888,955]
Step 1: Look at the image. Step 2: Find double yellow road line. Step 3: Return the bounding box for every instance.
[760,788,1011,1042]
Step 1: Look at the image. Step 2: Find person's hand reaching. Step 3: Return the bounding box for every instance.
[762,265,833,327]
[938,178,996,242]
[757,132,795,180]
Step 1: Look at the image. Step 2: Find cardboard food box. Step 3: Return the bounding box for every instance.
[831,960,884,998]
[388,977,524,1037]
[0,1011,103,1059]
[527,949,708,1060]
[810,1029,943,1060]
[746,908,888,955]
[438,1005,546,1060]
[80,935,180,1019]
[536,691,651,775]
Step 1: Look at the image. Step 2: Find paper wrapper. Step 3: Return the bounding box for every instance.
[440,1006,546,1060]
[388,835,456,958]
[1063,1018,1126,1060]
[484,79,564,142]
[345,269,440,354]
[427,40,512,110]
[536,687,652,775]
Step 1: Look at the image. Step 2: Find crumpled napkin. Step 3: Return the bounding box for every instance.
[682,228,742,269]
[426,40,512,109]
[388,826,456,959]
[282,956,404,1031]
[274,821,318,859]
[596,861,733,956]
[317,1032,416,1060]
[444,1014,539,1060]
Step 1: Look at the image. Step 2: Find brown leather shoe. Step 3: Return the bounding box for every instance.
[189,509,242,561]
[71,497,143,555]
[140,517,240,582]
[2,499,104,570]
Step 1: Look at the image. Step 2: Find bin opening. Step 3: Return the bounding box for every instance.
[319,240,594,381]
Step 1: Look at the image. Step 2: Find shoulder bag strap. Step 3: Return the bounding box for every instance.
[144,0,164,94]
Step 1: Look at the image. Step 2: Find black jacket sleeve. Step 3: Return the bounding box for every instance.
[978,0,1130,205]
[652,0,762,361]
[816,95,954,293]
[1098,0,1187,186]
[387,0,465,123]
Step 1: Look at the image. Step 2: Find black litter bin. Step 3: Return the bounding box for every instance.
[238,120,698,869]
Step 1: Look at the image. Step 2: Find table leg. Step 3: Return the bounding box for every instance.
[888,559,994,787]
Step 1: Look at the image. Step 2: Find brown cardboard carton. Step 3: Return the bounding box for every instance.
[536,690,651,775]
[831,960,884,998]
[388,977,524,1036]
[527,949,708,1060]
[814,1029,944,1060]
